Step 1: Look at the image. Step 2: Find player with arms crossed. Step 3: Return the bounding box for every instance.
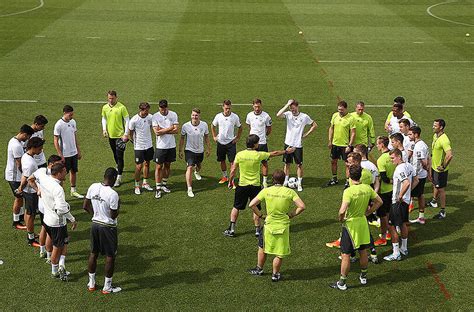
[351,101,375,156]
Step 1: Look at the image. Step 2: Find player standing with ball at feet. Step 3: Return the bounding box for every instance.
[276,99,317,192]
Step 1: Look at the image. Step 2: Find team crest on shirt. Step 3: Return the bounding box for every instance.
[400,172,407,179]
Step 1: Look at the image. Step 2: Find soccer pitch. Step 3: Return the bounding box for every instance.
[0,0,473,310]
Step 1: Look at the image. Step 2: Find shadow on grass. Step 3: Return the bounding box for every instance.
[292,219,337,233]
[285,264,342,281]
[70,225,144,243]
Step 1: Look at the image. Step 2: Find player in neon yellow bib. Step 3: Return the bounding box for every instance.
[350,101,375,150]
[248,169,305,282]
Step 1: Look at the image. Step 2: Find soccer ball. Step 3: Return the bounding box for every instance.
[287,177,298,189]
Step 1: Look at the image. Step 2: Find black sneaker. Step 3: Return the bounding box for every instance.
[223,229,235,237]
[344,181,350,189]
[255,228,261,237]
[428,198,438,208]
[12,221,27,230]
[433,210,446,219]
[330,280,347,291]
[271,272,281,282]
[248,266,264,276]
[326,179,339,187]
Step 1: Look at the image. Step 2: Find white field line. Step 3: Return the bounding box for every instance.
[307,40,318,43]
[427,1,474,27]
[318,60,473,63]
[251,40,263,43]
[145,38,156,41]
[0,0,44,17]
[35,35,46,38]
[199,39,212,42]
[149,102,183,105]
[359,41,370,44]
[425,105,463,108]
[413,41,424,44]
[366,105,392,107]
[86,36,100,39]
[71,100,103,104]
[0,99,38,103]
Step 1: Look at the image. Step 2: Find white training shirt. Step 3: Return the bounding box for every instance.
[5,137,24,182]
[30,130,46,166]
[402,133,414,152]
[181,121,209,153]
[246,111,272,145]
[33,167,49,214]
[361,159,379,184]
[53,118,78,157]
[152,111,179,149]
[411,140,429,179]
[21,153,38,194]
[129,113,154,150]
[212,112,241,145]
[86,182,119,226]
[283,111,313,148]
[392,162,417,204]
[41,175,75,227]
[388,116,415,136]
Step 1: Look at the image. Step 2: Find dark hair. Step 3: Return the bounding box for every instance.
[390,132,404,144]
[246,134,260,148]
[399,118,410,127]
[356,101,365,106]
[272,169,286,185]
[252,98,262,105]
[377,136,389,147]
[223,99,232,106]
[394,96,405,105]
[107,90,117,96]
[393,103,404,111]
[63,105,74,113]
[389,148,402,158]
[104,167,118,181]
[20,124,35,136]
[338,100,348,109]
[354,144,368,156]
[139,102,150,110]
[47,154,62,165]
[409,126,421,136]
[434,119,446,129]
[34,115,48,126]
[51,162,66,175]
[347,152,362,164]
[192,108,201,114]
[26,137,44,150]
[159,99,168,108]
[349,165,362,181]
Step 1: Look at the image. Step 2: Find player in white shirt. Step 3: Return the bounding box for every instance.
[398,119,414,158]
[384,98,414,135]
[17,137,45,247]
[390,133,409,163]
[354,144,380,193]
[276,99,317,192]
[5,124,34,229]
[179,108,210,197]
[129,102,155,195]
[83,168,121,294]
[29,115,49,168]
[384,149,418,261]
[41,162,77,281]
[152,100,179,199]
[408,126,430,225]
[245,99,272,187]
[211,99,242,185]
[53,105,84,199]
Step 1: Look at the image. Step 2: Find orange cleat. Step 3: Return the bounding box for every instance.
[374,238,387,246]
[218,177,229,184]
[325,238,341,248]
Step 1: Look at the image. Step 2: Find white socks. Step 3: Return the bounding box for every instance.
[59,255,66,267]
[401,238,408,251]
[392,242,400,256]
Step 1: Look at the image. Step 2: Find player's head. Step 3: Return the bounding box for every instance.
[272,169,286,185]
[191,108,201,122]
[246,134,260,149]
[337,100,348,116]
[346,152,362,167]
[433,119,446,134]
[392,102,404,118]
[138,102,150,116]
[47,155,63,168]
[222,99,232,116]
[18,124,35,141]
[104,167,118,186]
[159,99,169,115]
[355,101,365,115]
[348,165,362,182]
[289,99,299,115]
[107,90,118,105]
[389,148,403,164]
[26,137,45,155]
[51,162,67,181]
[408,126,421,142]
[63,105,74,121]
[252,99,262,114]
[393,96,405,106]
[398,118,411,134]
[353,144,368,159]
[390,132,404,149]
[376,136,389,151]
[33,115,48,130]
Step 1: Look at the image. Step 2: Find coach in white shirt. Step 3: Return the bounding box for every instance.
[277,99,317,192]
[129,102,155,195]
[211,99,242,185]
[246,99,272,187]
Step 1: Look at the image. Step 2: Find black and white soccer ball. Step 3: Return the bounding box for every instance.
[287,177,298,189]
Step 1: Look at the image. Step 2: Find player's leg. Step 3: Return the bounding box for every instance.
[223,186,245,237]
[358,248,369,285]
[282,144,291,186]
[154,149,164,198]
[249,233,266,276]
[327,146,340,186]
[272,257,283,281]
[23,193,38,246]
[217,143,228,183]
[261,160,268,187]
[141,147,154,191]
[161,162,171,192]
[134,155,143,195]
[102,226,120,294]
[296,164,303,191]
[186,164,194,197]
[87,252,99,291]
[69,156,83,197]
[384,203,402,261]
[227,143,237,187]
[433,171,448,219]
[108,138,119,166]
[331,228,352,290]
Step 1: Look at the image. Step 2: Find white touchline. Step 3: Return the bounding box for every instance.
[0,99,38,103]
[35,35,46,38]
[0,0,44,18]
[307,41,318,43]
[366,105,392,107]
[427,1,474,27]
[425,105,463,108]
[199,39,212,42]
[359,41,370,44]
[149,102,184,105]
[251,40,263,43]
[413,42,424,44]
[86,36,100,39]
[318,60,473,63]
[71,100,103,104]
[145,38,156,40]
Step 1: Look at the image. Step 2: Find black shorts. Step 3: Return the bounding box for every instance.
[258,226,264,248]
[134,147,154,164]
[389,201,409,227]
[64,155,78,173]
[257,145,268,164]
[45,225,69,248]
[154,148,176,164]
[7,181,22,198]
[90,222,118,257]
[185,150,204,166]
[340,226,369,255]
[217,142,237,163]
[377,192,392,218]
[234,185,261,210]
[411,178,426,198]
[39,211,44,226]
[330,145,350,161]
[432,169,448,189]
[23,192,38,216]
[282,144,303,165]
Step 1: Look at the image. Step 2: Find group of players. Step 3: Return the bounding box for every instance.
[4,91,453,291]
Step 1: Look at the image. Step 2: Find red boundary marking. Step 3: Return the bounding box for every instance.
[426,261,452,300]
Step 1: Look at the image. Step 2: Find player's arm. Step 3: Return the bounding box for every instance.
[14,157,22,173]
[338,201,349,222]
[18,174,28,194]
[397,179,410,202]
[211,124,218,142]
[303,121,317,138]
[204,133,211,157]
[366,194,383,215]
[276,99,293,118]
[266,125,272,136]
[122,116,130,141]
[233,125,243,144]
[379,171,391,184]
[373,175,380,193]
[75,131,82,159]
[249,196,262,216]
[110,198,120,220]
[346,126,356,152]
[83,198,93,214]
[169,123,179,135]
[129,129,135,144]
[228,162,239,188]
[178,135,185,159]
[27,174,39,194]
[369,117,376,148]
[328,125,334,149]
[101,112,108,137]
[438,149,453,172]
[411,175,419,190]
[288,198,305,219]
[53,135,63,160]
[55,188,77,229]
[384,113,392,132]
[269,146,295,158]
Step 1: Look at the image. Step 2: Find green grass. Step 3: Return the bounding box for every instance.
[0,0,473,310]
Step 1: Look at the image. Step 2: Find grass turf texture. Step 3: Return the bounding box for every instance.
[0,0,473,310]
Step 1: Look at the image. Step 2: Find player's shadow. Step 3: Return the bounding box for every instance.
[365,263,446,287]
[291,218,337,233]
[69,224,144,243]
[408,236,472,258]
[120,267,225,292]
[169,175,224,193]
[297,176,331,189]
[285,264,342,281]
[116,244,168,275]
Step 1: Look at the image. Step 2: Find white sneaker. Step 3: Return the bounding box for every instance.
[134,187,141,195]
[194,171,202,181]
[409,217,425,224]
[297,183,303,192]
[187,190,195,198]
[141,183,154,191]
[400,248,408,256]
[102,286,122,294]
[155,190,162,199]
[114,178,121,187]
[262,180,268,188]
[383,253,401,261]
[359,274,367,285]
[70,191,84,199]
[161,185,171,193]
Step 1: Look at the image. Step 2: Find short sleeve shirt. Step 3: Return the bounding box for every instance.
[53,118,78,157]
[431,133,451,172]
[234,149,270,186]
[5,137,25,182]
[392,162,417,204]
[351,112,375,146]
[30,130,46,166]
[361,159,379,184]
[246,111,272,144]
[129,113,154,150]
[86,182,119,226]
[152,111,179,149]
[330,112,355,147]
[411,140,429,178]
[212,112,241,145]
[181,121,209,153]
[102,102,130,139]
[21,153,38,193]
[343,184,378,220]
[283,111,313,148]
[377,151,396,194]
[256,186,299,225]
